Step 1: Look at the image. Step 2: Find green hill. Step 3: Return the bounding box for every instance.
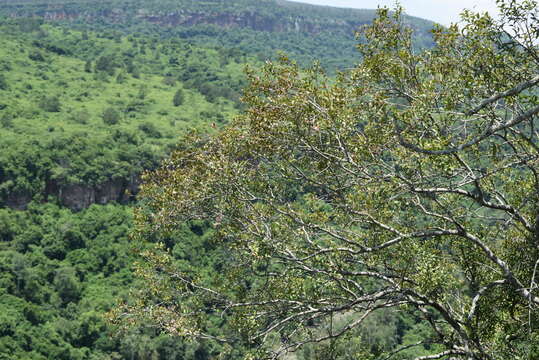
[0,0,436,71]
[0,17,252,359]
[0,18,247,210]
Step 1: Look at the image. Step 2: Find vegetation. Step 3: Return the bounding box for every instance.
[1,0,537,359]
[123,2,539,359]
[173,89,184,107]
[0,12,250,360]
[0,0,436,72]
[0,202,235,359]
[0,18,246,207]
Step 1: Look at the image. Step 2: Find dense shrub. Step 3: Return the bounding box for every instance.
[173,88,184,107]
[39,96,61,112]
[102,107,120,125]
[0,74,8,90]
[138,122,162,138]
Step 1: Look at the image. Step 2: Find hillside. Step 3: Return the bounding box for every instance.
[0,18,246,210]
[0,18,251,360]
[0,0,436,71]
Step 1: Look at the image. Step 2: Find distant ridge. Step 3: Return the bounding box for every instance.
[0,0,436,71]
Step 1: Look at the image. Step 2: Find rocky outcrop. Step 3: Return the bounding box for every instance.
[58,184,95,211]
[6,191,33,211]
[95,179,124,205]
[2,6,362,35]
[139,11,347,34]
[54,176,140,211]
[4,175,141,211]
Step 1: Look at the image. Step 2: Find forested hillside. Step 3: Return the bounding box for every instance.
[0,14,250,359]
[0,0,435,71]
[0,17,245,210]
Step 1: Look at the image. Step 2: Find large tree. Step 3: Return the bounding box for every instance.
[118,1,539,359]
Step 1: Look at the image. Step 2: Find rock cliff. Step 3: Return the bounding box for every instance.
[6,176,140,211]
[0,0,377,35]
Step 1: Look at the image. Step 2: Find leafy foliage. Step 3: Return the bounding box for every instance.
[124,2,539,359]
[101,107,120,125]
[0,202,237,359]
[39,95,61,112]
[173,88,184,107]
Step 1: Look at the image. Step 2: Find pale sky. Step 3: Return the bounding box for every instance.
[288,0,500,25]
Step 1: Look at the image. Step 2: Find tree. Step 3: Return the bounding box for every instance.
[131,66,141,79]
[102,107,120,125]
[28,51,45,62]
[70,109,90,125]
[137,85,148,100]
[173,88,185,107]
[0,73,8,90]
[84,60,92,73]
[53,267,81,304]
[39,96,61,112]
[138,122,162,138]
[95,54,116,75]
[116,70,127,84]
[0,112,13,128]
[118,2,539,359]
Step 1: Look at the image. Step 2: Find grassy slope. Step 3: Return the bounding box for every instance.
[0,20,249,203]
[0,26,240,143]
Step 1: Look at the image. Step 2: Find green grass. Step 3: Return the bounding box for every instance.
[0,26,239,142]
[0,20,251,202]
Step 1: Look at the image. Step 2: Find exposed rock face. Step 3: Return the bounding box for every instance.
[3,175,141,211]
[2,6,361,35]
[6,191,33,210]
[138,11,346,34]
[95,179,125,205]
[54,176,140,211]
[58,184,95,211]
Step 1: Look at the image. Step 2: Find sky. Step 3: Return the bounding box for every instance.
[288,0,499,25]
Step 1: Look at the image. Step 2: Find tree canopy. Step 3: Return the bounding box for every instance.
[120,1,539,359]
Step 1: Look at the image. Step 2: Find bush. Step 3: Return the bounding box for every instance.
[162,76,176,86]
[138,122,162,138]
[116,71,127,84]
[131,67,141,79]
[0,113,13,128]
[95,54,116,75]
[39,96,61,112]
[102,107,120,125]
[0,74,8,90]
[84,60,92,73]
[28,51,45,62]
[137,85,148,100]
[173,89,184,107]
[69,110,91,124]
